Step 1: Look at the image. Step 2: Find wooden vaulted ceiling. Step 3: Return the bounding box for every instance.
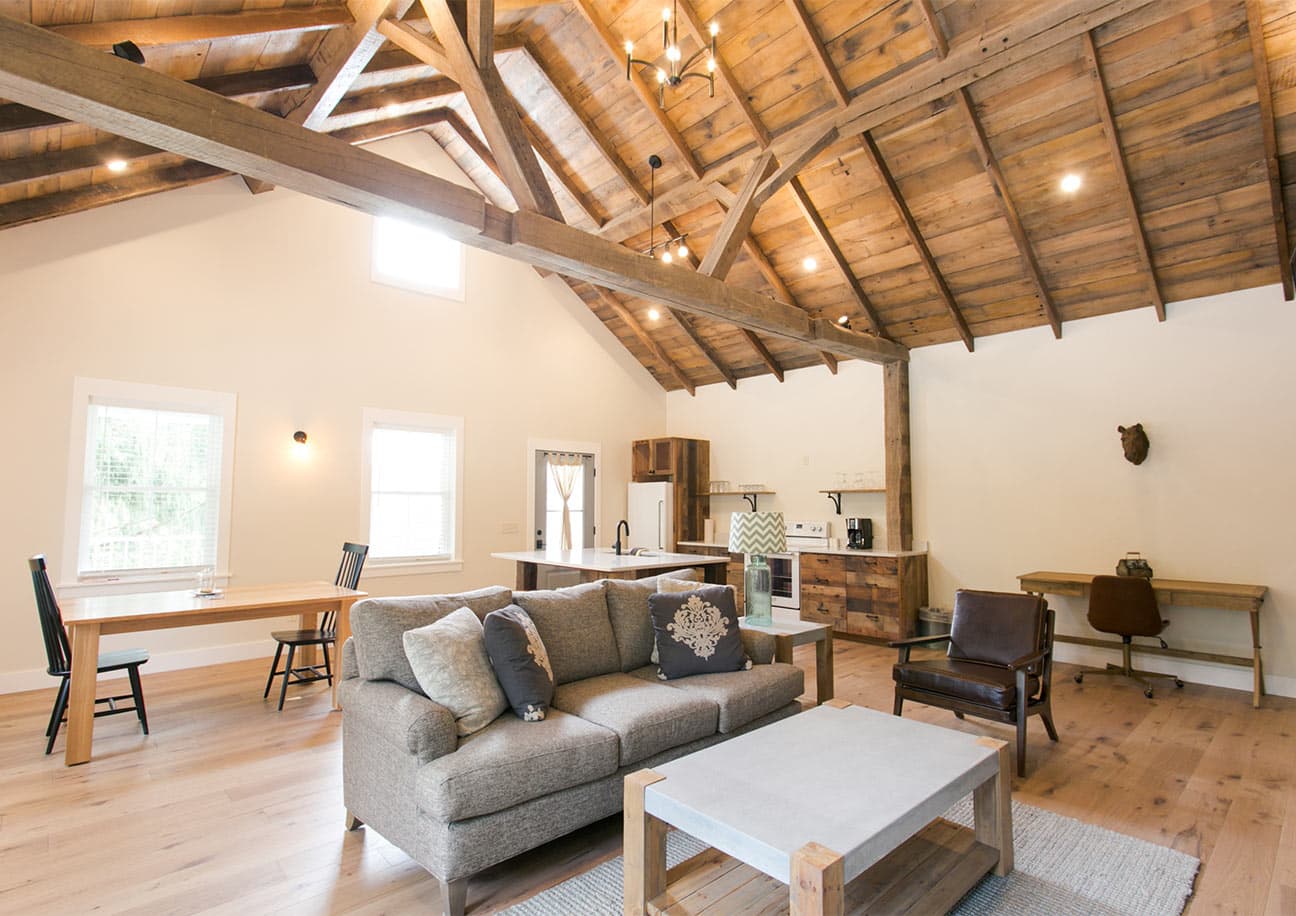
[1,0,1294,392]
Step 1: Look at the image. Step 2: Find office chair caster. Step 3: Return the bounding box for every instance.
[1074,672,1084,684]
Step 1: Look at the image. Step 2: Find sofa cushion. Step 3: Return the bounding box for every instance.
[650,585,749,680]
[403,608,508,737]
[515,581,620,685]
[351,586,513,692]
[605,569,703,671]
[415,709,619,822]
[631,662,805,733]
[893,658,1038,710]
[552,673,718,765]
[483,605,555,721]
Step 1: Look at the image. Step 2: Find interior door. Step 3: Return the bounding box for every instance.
[534,451,596,551]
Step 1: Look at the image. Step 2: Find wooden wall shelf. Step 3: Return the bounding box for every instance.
[711,490,775,511]
[820,488,886,514]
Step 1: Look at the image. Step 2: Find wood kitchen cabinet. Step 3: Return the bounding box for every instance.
[631,437,709,545]
[800,551,928,641]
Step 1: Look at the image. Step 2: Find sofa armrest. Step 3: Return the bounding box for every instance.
[341,637,359,681]
[342,677,458,764]
[740,628,777,665]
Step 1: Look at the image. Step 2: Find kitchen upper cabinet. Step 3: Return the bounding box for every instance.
[631,437,710,544]
[800,552,928,641]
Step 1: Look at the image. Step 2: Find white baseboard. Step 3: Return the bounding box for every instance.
[1053,643,1295,699]
[0,639,278,696]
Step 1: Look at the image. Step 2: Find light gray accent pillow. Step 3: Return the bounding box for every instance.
[605,569,705,670]
[351,586,513,692]
[402,607,508,737]
[515,581,620,685]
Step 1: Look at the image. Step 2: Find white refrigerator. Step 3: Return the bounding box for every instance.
[627,482,674,551]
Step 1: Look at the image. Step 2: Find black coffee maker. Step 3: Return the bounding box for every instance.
[845,517,873,549]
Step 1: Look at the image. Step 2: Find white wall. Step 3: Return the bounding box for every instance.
[0,133,666,691]
[911,284,1296,693]
[665,361,887,545]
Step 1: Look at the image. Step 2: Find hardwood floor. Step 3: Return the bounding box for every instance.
[0,643,1292,914]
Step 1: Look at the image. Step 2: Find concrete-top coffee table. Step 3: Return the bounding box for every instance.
[624,700,1012,915]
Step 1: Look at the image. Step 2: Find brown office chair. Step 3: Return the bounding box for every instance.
[891,589,1057,777]
[263,542,367,710]
[1073,575,1184,699]
[30,555,149,754]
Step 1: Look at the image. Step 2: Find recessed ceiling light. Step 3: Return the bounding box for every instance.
[106,159,128,173]
[647,308,661,321]
[1060,173,1082,194]
[803,256,817,272]
[382,103,400,116]
[837,314,850,326]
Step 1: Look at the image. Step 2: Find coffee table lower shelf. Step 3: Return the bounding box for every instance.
[649,819,997,915]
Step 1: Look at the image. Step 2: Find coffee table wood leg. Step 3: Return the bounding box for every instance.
[973,738,1013,876]
[816,632,834,704]
[65,622,101,766]
[624,769,667,916]
[775,634,794,665]
[790,842,845,916]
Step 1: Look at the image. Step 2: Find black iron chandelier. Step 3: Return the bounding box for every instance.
[624,0,718,107]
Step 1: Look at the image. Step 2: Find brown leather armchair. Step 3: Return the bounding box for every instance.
[891,589,1058,777]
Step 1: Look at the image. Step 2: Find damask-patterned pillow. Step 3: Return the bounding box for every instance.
[649,585,751,680]
[483,605,555,721]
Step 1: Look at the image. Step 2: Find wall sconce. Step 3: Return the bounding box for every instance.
[292,430,309,459]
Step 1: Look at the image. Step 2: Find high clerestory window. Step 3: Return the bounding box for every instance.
[371,216,465,300]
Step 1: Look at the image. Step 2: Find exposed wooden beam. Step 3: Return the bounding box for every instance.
[858,131,973,351]
[589,285,696,395]
[283,0,412,131]
[48,6,351,48]
[740,329,786,382]
[325,76,460,125]
[0,14,907,365]
[0,137,161,188]
[781,0,848,107]
[913,0,949,59]
[787,177,887,337]
[883,362,913,551]
[0,64,316,137]
[467,0,494,65]
[568,0,704,180]
[329,109,454,144]
[699,150,777,278]
[422,0,562,220]
[673,0,768,146]
[1245,0,1293,301]
[376,18,452,73]
[521,118,604,227]
[1080,30,1166,321]
[660,218,739,388]
[953,87,1062,338]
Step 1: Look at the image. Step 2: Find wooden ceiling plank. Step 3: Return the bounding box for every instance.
[521,42,649,207]
[568,0,705,180]
[47,6,352,49]
[377,18,452,73]
[699,150,776,278]
[421,0,562,220]
[0,15,907,365]
[521,117,604,227]
[859,131,973,351]
[284,0,414,131]
[781,0,849,107]
[953,87,1063,338]
[1244,0,1293,301]
[0,137,160,188]
[589,284,696,395]
[674,0,768,146]
[659,218,739,388]
[1080,30,1166,320]
[913,0,949,59]
[787,176,888,337]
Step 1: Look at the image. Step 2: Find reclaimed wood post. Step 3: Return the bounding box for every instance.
[884,361,913,551]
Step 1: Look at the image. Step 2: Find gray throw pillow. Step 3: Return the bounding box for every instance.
[652,577,733,664]
[402,607,508,736]
[649,585,751,680]
[483,605,555,721]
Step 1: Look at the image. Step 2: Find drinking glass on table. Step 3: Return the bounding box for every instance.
[195,567,215,595]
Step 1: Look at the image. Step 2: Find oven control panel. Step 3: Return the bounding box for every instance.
[786,520,829,539]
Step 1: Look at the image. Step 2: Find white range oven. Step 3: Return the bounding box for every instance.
[770,520,831,613]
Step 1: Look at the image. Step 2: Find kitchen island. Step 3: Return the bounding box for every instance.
[492,549,729,591]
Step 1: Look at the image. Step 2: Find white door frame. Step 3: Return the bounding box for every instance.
[525,438,602,551]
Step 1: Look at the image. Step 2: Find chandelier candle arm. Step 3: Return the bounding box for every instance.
[624,0,717,107]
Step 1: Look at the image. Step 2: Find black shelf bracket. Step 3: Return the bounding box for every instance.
[742,493,759,512]
[826,491,843,514]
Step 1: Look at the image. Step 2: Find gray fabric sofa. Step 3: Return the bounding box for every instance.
[338,572,804,915]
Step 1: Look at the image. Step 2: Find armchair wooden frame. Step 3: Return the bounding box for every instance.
[891,607,1058,777]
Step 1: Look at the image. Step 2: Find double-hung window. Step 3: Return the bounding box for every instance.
[63,378,237,588]
[361,409,464,574]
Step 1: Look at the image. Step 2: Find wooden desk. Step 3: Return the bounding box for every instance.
[1017,571,1267,707]
[740,618,834,705]
[60,582,366,766]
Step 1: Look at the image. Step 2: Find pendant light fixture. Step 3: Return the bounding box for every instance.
[644,155,691,265]
[624,0,718,107]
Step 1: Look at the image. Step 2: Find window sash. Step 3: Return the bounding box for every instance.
[363,415,462,564]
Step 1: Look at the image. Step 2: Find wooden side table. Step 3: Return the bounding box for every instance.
[741,618,834,704]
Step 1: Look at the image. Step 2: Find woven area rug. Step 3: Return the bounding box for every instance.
[500,799,1199,916]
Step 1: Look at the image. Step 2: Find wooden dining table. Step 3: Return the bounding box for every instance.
[59,581,366,766]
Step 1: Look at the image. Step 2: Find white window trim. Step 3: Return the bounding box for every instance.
[60,377,237,595]
[370,217,467,301]
[525,438,602,551]
[360,407,465,576]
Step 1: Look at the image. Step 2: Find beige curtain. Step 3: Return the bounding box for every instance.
[548,455,583,550]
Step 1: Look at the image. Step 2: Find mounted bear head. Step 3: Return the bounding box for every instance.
[1118,423,1149,465]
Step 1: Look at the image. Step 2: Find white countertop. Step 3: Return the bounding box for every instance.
[677,540,927,559]
[491,549,727,573]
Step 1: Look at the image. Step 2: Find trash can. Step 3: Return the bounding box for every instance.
[917,606,952,638]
